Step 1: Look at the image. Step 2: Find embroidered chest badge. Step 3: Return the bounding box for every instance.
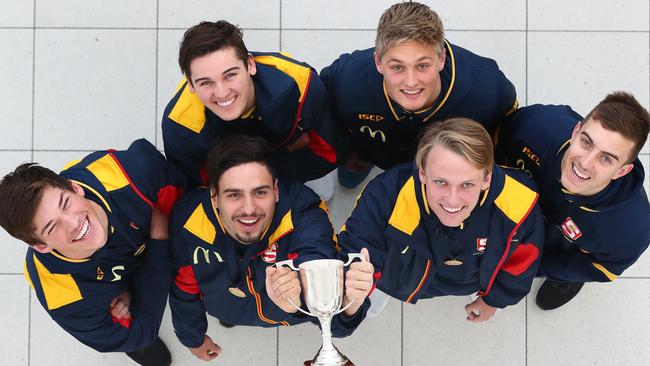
[561,217,582,241]
[475,238,487,254]
[262,243,278,263]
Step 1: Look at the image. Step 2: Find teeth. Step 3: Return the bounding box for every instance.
[216,96,236,107]
[572,163,590,180]
[238,218,258,224]
[402,89,421,95]
[74,218,89,241]
[442,205,462,213]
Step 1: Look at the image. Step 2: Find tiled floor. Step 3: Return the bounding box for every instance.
[0,1,648,365]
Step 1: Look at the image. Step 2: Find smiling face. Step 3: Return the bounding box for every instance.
[560,117,635,196]
[188,47,257,121]
[213,162,278,245]
[30,182,109,259]
[418,145,491,227]
[375,40,446,112]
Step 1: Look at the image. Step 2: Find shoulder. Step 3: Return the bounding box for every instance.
[492,166,540,224]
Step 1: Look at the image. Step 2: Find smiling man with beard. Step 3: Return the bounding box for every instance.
[168,135,372,361]
[496,92,650,310]
[0,139,186,366]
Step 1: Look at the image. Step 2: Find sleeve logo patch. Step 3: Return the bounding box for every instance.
[475,238,487,254]
[561,217,582,240]
[262,243,278,263]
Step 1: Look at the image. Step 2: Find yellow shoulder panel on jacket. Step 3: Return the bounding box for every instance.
[184,203,217,244]
[23,260,34,289]
[592,262,618,281]
[254,55,311,103]
[86,154,129,192]
[269,210,294,244]
[32,254,83,310]
[168,81,207,133]
[62,159,82,171]
[388,177,421,235]
[494,175,538,224]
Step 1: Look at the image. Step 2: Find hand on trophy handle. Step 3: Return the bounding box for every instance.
[272,260,315,317]
[265,265,304,314]
[189,334,222,361]
[340,248,374,317]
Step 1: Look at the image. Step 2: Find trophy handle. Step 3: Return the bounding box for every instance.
[274,259,315,317]
[335,252,369,315]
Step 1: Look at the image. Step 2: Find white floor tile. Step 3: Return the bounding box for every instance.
[158,0,280,29]
[282,0,392,30]
[529,0,650,31]
[623,247,650,278]
[403,296,526,366]
[527,278,650,366]
[328,167,383,231]
[0,276,29,366]
[35,0,156,28]
[0,0,33,27]
[0,29,33,150]
[281,30,376,84]
[33,29,157,151]
[447,30,527,107]
[527,32,649,115]
[424,0,526,30]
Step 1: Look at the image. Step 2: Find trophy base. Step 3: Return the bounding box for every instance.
[304,361,354,366]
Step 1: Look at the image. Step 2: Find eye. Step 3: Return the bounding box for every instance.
[224,73,236,80]
[462,182,474,189]
[47,223,56,237]
[600,155,612,165]
[199,80,213,87]
[227,192,240,199]
[433,179,446,186]
[63,197,70,211]
[417,63,430,70]
[255,190,268,197]
[580,137,591,148]
[390,65,403,72]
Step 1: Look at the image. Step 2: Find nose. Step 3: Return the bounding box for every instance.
[62,213,81,236]
[447,187,461,205]
[242,194,255,215]
[212,82,229,99]
[404,68,417,87]
[581,150,599,170]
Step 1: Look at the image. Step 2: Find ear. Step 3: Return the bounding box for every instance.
[481,171,492,191]
[438,47,446,71]
[273,178,279,202]
[31,243,52,254]
[418,168,426,183]
[210,187,219,208]
[612,163,634,180]
[374,51,383,74]
[571,121,582,139]
[247,54,257,76]
[187,78,196,93]
[70,181,85,196]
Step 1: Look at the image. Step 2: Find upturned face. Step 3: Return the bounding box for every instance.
[375,40,446,112]
[419,145,491,227]
[188,47,257,121]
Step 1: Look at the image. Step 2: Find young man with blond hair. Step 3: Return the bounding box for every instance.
[322,1,517,188]
[497,92,650,310]
[338,118,543,322]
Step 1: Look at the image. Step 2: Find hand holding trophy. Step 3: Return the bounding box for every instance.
[275,249,373,366]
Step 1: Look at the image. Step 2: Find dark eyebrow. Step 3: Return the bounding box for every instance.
[581,131,620,162]
[387,56,433,63]
[40,191,64,236]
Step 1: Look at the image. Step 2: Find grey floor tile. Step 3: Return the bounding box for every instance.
[278,297,401,366]
[447,30,527,107]
[527,32,649,115]
[35,0,156,28]
[328,167,383,231]
[527,278,650,366]
[0,276,29,366]
[158,0,280,29]
[0,0,33,27]
[281,30,376,80]
[281,0,392,30]
[529,0,650,31]
[33,29,157,151]
[425,0,526,31]
[622,247,650,278]
[403,296,526,366]
[0,29,33,150]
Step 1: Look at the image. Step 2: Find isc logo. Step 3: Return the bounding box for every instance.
[357,113,384,122]
[521,146,541,166]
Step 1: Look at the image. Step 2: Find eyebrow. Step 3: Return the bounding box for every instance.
[40,191,65,236]
[192,66,241,84]
[387,56,433,63]
[581,131,620,162]
[222,185,272,194]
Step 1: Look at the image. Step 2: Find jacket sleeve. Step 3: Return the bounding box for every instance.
[540,242,641,283]
[482,204,544,308]
[41,238,175,352]
[162,104,206,187]
[168,215,209,348]
[270,69,349,182]
[495,67,518,121]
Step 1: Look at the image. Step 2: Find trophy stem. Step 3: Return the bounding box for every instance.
[308,316,349,366]
[318,316,335,352]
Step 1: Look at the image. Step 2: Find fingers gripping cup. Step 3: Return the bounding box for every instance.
[275,253,364,366]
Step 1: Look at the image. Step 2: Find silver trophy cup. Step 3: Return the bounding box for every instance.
[276,253,364,366]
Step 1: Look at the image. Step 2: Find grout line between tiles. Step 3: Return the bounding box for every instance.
[279,0,283,51]
[0,273,24,275]
[154,0,159,147]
